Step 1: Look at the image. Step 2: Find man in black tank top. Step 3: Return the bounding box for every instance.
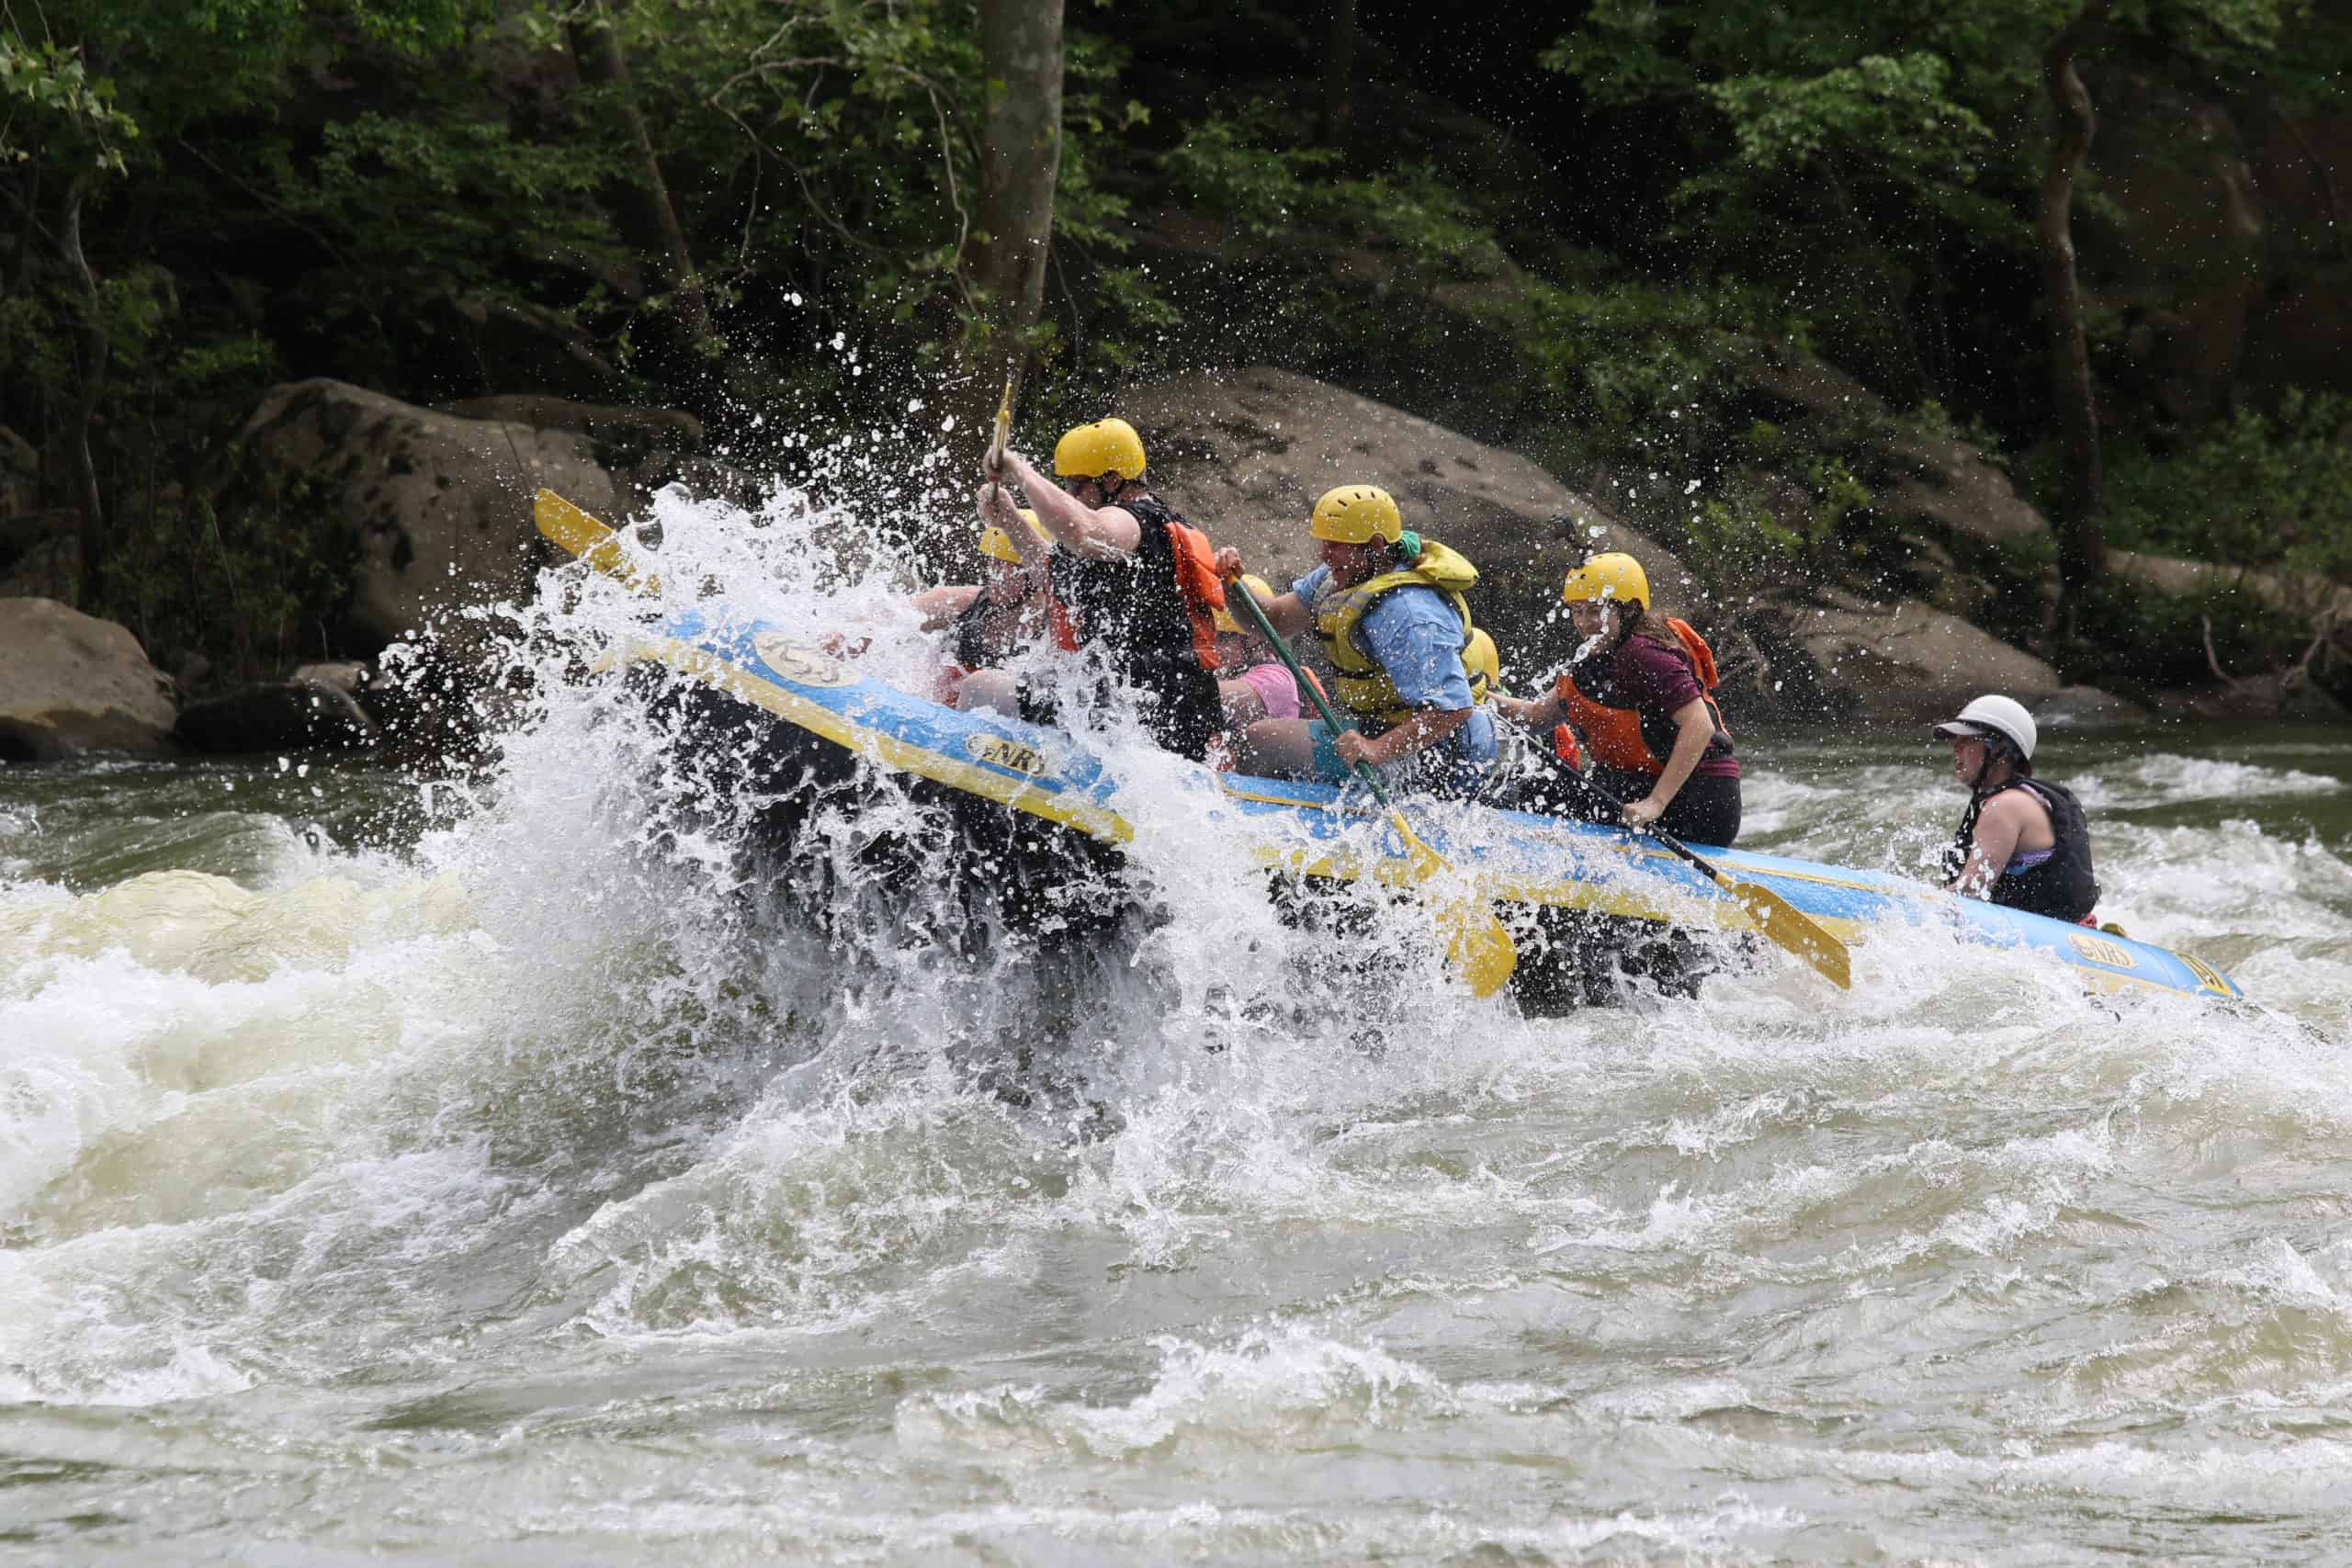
[973,418,1224,761]
[1932,694,2100,923]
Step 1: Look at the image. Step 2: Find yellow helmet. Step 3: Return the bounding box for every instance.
[1052,417,1148,479]
[1464,626,1500,691]
[1560,551,1649,610]
[978,509,1046,565]
[1309,484,1403,545]
[1213,572,1277,635]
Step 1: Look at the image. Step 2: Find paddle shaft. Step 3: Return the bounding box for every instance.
[1568,770,1739,887]
[1227,580,1401,811]
[984,374,1014,506]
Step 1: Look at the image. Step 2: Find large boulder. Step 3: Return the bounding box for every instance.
[1759,592,2067,726]
[1123,366,1695,655]
[235,379,625,649]
[0,598,178,760]
[175,673,377,754]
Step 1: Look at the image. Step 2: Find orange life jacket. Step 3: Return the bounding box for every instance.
[1166,520,1227,673]
[1555,617,1731,776]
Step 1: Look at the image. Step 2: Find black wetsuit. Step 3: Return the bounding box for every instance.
[1945,777,2099,922]
[1046,493,1223,761]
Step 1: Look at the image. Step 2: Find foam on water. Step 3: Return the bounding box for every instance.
[7,480,2352,1561]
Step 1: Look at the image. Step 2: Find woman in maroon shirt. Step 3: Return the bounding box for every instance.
[1495,551,1743,847]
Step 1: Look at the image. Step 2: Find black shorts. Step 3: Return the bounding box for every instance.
[1592,766,1742,848]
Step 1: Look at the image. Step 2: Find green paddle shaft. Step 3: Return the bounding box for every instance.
[1227,579,1396,808]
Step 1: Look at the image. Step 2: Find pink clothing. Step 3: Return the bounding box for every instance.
[1234,660,1301,721]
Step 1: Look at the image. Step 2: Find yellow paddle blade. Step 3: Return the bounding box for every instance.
[533,490,660,597]
[991,374,1014,454]
[1392,811,1517,998]
[1438,894,1519,998]
[1729,876,1850,989]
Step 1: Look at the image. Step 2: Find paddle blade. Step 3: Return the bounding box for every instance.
[1730,877,1850,989]
[533,489,660,597]
[1394,815,1516,998]
[1438,895,1519,998]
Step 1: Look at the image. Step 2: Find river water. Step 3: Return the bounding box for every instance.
[7,528,2352,1562]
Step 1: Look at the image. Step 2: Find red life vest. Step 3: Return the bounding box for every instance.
[1554,618,1731,777]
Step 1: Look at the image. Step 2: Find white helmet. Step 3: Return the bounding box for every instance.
[1932,694,2037,761]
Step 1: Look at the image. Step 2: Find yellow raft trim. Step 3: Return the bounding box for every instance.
[625,639,2230,995]
[636,636,1137,846]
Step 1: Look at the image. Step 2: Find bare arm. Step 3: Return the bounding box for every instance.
[1954,791,2037,899]
[1342,706,1473,769]
[1000,448,1139,558]
[977,480,1024,531]
[1495,685,1565,730]
[1622,699,1713,827]
[912,584,982,629]
[1218,677,1269,727]
[1257,591,1314,642]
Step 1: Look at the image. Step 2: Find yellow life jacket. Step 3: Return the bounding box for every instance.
[1312,539,1489,728]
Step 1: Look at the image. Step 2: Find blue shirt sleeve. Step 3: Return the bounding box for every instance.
[1360,587,1475,710]
[1290,565,1330,604]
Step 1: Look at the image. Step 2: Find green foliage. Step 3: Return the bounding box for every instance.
[1509,276,1807,469]
[1542,0,2312,399]
[0,32,137,171]
[1671,455,1880,593]
[96,479,360,683]
[1163,111,1505,279]
[2095,389,2352,582]
[2060,573,2320,699]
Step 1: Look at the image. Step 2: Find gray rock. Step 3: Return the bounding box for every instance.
[175,677,378,753]
[235,379,625,649]
[1779,597,2066,725]
[1121,366,1697,672]
[2034,685,2151,728]
[0,597,178,759]
[440,396,704,458]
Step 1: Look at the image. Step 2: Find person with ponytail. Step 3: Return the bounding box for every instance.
[1222,484,1496,799]
[1493,551,1743,847]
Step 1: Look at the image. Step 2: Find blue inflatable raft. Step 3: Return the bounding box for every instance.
[610,603,2243,1008]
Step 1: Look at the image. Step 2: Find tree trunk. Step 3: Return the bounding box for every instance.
[2040,0,2112,631]
[968,0,1065,392]
[60,172,107,604]
[566,1,711,350]
[1322,0,1359,148]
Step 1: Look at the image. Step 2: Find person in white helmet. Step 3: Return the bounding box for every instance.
[1932,694,2101,923]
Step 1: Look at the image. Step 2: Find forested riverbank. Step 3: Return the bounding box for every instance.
[6,1,2352,758]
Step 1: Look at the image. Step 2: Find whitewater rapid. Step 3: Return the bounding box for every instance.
[6,493,2352,1562]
